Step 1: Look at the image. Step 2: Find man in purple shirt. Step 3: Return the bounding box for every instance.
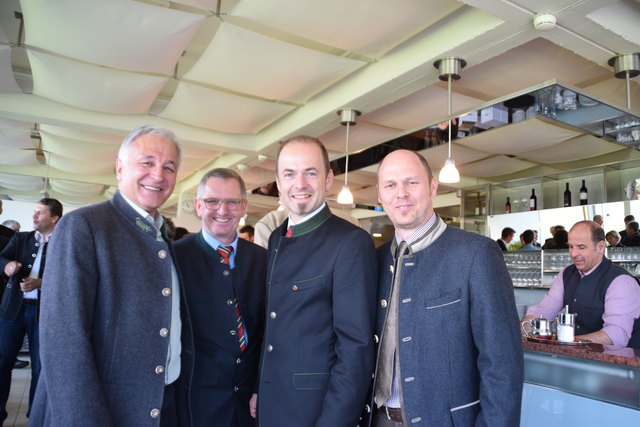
[523,220,640,347]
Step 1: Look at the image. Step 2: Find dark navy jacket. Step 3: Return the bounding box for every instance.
[175,233,267,427]
[257,206,377,427]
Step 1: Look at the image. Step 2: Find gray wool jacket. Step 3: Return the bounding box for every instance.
[29,191,194,427]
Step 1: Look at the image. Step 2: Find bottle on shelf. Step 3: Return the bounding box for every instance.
[580,179,588,205]
[563,182,571,207]
[505,197,511,213]
[529,189,537,211]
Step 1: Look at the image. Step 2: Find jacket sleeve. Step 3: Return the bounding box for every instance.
[38,212,114,426]
[469,239,524,427]
[315,228,377,427]
[0,232,18,271]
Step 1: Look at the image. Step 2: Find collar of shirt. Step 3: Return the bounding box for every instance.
[578,259,604,278]
[201,229,239,269]
[394,213,437,246]
[119,192,164,236]
[287,202,327,226]
[34,230,53,243]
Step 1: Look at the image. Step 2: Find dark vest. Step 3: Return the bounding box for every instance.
[563,258,640,348]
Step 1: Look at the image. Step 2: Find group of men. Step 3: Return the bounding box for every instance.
[2,124,527,427]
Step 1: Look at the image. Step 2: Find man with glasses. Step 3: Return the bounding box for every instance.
[174,168,267,427]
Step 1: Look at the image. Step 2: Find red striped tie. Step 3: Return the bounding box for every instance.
[217,246,247,352]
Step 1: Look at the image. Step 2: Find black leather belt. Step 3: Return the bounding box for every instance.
[22,298,37,306]
[380,406,403,423]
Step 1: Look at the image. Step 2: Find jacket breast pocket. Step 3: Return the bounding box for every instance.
[292,372,329,390]
[291,276,324,292]
[424,290,461,311]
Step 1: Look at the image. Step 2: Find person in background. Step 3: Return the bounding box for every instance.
[542,225,564,250]
[372,149,522,426]
[519,229,538,251]
[238,225,255,242]
[31,125,194,426]
[605,230,624,248]
[496,227,515,251]
[0,206,26,371]
[163,215,177,241]
[619,214,635,241]
[174,169,266,427]
[0,198,62,425]
[621,221,640,247]
[1,221,20,233]
[593,214,603,227]
[256,135,376,426]
[533,230,541,248]
[173,227,190,241]
[553,229,569,249]
[523,221,640,348]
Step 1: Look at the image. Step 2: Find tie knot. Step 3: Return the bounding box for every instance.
[217,245,233,264]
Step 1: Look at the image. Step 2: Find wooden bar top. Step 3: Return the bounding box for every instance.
[523,337,640,368]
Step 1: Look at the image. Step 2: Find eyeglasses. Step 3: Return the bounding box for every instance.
[200,198,244,210]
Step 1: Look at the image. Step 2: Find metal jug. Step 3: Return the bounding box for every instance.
[521,317,554,339]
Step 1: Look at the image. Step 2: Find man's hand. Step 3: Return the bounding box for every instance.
[20,278,42,293]
[249,393,257,418]
[577,330,612,345]
[4,261,21,277]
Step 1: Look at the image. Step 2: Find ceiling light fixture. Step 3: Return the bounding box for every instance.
[336,108,360,205]
[434,57,466,184]
[608,53,639,109]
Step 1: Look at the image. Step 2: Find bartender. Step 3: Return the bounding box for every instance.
[523,220,640,348]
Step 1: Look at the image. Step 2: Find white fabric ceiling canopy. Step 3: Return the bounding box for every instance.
[22,0,205,74]
[160,81,294,133]
[28,50,169,114]
[185,22,365,103]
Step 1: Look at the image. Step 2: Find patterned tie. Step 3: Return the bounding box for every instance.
[216,245,247,352]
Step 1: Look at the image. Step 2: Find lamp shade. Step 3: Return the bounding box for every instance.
[337,185,354,204]
[439,158,460,183]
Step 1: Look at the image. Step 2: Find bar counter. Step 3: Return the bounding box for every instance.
[524,338,640,367]
[521,337,640,426]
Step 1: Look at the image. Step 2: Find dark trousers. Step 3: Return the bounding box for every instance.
[0,302,40,424]
[161,378,191,427]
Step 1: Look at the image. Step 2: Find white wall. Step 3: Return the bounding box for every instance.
[0,199,76,232]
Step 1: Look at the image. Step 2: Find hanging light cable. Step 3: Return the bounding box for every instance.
[434,57,466,183]
[336,109,360,205]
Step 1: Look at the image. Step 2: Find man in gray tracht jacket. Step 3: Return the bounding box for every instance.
[371,150,523,426]
[30,125,194,427]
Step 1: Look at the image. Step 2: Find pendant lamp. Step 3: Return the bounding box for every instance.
[608,53,639,109]
[336,109,360,205]
[434,57,466,183]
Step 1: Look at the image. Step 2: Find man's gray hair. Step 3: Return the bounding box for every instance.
[2,219,20,231]
[118,124,182,166]
[196,168,247,200]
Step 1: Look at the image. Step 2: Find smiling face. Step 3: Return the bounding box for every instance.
[569,223,605,273]
[115,134,179,217]
[195,177,247,245]
[275,140,333,223]
[377,150,438,240]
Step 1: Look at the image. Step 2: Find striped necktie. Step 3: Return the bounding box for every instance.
[216,245,247,352]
